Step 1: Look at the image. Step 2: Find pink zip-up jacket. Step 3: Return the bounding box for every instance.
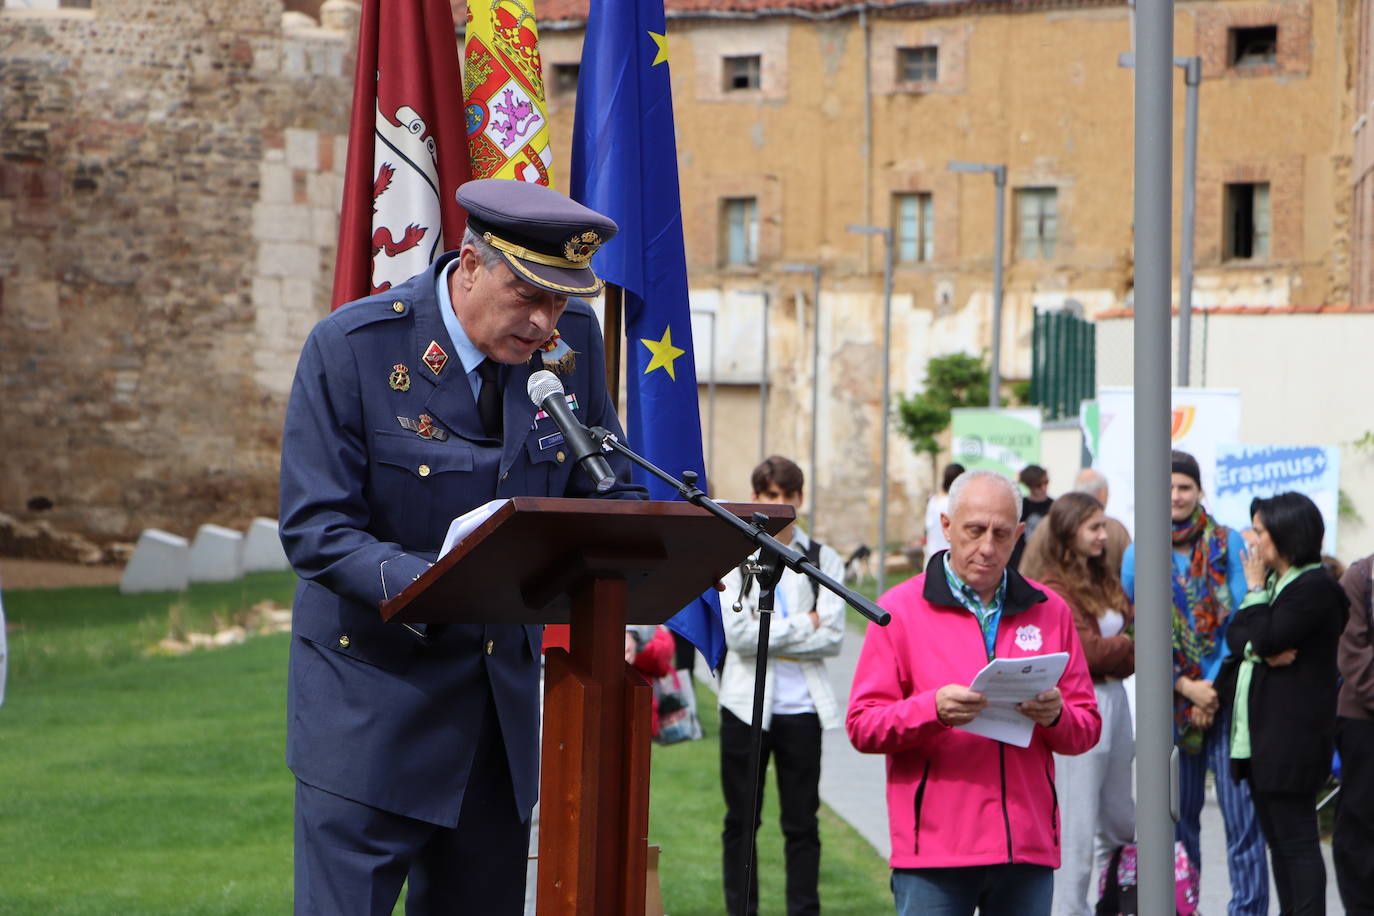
[847,553,1101,870]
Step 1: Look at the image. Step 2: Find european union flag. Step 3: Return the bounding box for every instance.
[570,0,725,669]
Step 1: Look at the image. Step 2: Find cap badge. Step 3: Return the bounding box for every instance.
[389,364,411,392]
[398,414,449,441]
[562,230,602,264]
[538,329,577,375]
[422,340,449,376]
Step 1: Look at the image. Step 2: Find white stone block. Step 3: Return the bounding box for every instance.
[120,529,190,594]
[242,517,291,573]
[285,128,319,172]
[189,524,244,583]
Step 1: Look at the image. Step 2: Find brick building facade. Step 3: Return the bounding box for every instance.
[1,0,1370,556]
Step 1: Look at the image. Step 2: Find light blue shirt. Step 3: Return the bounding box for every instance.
[1121,526,1248,681]
[435,260,488,399]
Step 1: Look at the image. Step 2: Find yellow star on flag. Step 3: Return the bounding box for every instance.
[641,326,686,380]
[649,31,669,67]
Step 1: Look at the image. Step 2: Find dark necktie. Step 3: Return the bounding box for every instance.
[476,359,502,440]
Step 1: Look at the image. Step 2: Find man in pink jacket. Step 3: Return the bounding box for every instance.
[848,470,1101,916]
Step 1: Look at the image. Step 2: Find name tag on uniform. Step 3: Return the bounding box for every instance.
[537,432,566,450]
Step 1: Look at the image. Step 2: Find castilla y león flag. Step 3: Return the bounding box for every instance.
[331,0,473,309]
[462,0,554,185]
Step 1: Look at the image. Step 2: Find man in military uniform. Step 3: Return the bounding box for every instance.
[279,179,645,915]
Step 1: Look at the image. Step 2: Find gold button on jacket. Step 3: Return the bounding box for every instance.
[485,640,495,655]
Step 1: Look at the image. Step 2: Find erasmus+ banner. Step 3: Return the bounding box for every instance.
[1213,444,1341,555]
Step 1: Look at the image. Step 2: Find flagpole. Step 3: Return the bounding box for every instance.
[604,283,624,412]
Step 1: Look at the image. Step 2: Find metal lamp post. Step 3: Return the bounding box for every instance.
[783,263,824,534]
[947,161,1007,407]
[846,224,893,595]
[1120,51,1202,386]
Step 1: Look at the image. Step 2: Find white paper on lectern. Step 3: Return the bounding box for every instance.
[439,499,510,559]
[955,651,1070,748]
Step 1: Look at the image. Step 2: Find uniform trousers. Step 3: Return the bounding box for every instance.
[293,693,529,916]
[1334,716,1374,915]
[1052,679,1136,916]
[1250,789,1326,916]
[720,706,822,916]
[1176,707,1269,916]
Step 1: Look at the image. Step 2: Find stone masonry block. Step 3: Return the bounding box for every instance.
[120,529,190,594]
[253,201,312,244]
[259,160,294,201]
[284,128,319,172]
[257,241,319,279]
[189,523,244,583]
[241,517,290,572]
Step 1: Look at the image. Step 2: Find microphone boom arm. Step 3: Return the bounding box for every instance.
[587,426,890,627]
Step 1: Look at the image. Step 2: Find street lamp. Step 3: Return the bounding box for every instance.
[783,262,823,534]
[947,161,1007,407]
[846,223,893,595]
[690,307,718,480]
[1120,52,1202,387]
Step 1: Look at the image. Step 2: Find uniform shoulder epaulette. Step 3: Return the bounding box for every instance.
[329,292,416,334]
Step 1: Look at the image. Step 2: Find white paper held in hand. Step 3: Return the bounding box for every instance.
[439,499,510,559]
[955,651,1070,748]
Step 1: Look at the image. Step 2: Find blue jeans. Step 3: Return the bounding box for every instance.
[891,864,1052,916]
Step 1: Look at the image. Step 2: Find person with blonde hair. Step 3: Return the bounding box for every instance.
[1020,492,1135,915]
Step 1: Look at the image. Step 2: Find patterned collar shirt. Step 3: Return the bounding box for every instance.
[943,553,1008,661]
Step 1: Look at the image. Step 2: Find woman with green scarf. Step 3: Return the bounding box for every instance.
[1226,491,1348,916]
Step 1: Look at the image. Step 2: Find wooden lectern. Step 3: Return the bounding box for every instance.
[380,496,791,915]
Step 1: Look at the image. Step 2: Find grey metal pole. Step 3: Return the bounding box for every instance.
[990,166,1007,407]
[759,290,770,460]
[877,231,894,596]
[1178,57,1200,387]
[692,308,717,481]
[1134,0,1176,913]
[809,268,822,533]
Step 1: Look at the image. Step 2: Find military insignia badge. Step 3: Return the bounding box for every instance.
[398,415,449,441]
[423,341,449,376]
[562,230,601,264]
[389,364,411,392]
[538,329,576,375]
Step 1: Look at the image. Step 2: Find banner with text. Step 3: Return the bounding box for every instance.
[951,408,1042,478]
[1213,444,1341,555]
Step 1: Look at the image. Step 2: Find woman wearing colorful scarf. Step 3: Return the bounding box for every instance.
[1225,492,1347,915]
[1122,450,1269,915]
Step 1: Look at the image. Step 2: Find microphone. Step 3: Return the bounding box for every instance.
[526,370,617,492]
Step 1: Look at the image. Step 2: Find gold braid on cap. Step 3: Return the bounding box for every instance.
[482,233,603,295]
[483,232,586,269]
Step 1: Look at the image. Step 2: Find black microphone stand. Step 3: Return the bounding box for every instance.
[589,427,889,916]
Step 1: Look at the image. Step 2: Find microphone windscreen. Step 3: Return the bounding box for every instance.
[526,369,564,406]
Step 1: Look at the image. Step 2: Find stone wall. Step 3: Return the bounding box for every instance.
[0,1,355,540]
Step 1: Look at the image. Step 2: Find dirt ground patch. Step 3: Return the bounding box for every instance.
[0,558,125,590]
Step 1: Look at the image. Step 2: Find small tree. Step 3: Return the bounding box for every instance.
[895,353,995,483]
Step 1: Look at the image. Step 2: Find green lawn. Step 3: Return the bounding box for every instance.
[0,574,892,914]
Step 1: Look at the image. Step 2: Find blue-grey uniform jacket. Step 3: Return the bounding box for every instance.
[278,252,643,826]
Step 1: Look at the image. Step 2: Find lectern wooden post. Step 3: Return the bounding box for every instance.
[380,497,791,916]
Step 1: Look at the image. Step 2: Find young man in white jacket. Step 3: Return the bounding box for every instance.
[718,455,846,916]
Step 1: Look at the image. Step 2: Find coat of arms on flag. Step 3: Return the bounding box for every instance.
[463,0,554,185]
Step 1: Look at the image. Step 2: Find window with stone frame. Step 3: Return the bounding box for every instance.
[896,46,939,85]
[1016,187,1058,260]
[551,63,580,96]
[1224,182,1271,260]
[1229,26,1278,68]
[720,197,759,267]
[893,192,934,263]
[723,55,762,92]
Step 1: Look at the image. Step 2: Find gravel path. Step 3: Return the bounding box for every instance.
[0,558,124,590]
